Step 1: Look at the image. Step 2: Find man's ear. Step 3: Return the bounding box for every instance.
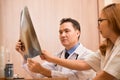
[77,31,80,37]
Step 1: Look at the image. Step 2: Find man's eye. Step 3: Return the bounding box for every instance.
[65,30,69,33]
[59,31,62,34]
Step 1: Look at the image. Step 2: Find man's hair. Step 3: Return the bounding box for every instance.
[60,18,81,32]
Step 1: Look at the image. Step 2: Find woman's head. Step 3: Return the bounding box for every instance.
[99,3,120,55]
[101,3,120,36]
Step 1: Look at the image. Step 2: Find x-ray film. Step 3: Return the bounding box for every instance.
[20,7,42,60]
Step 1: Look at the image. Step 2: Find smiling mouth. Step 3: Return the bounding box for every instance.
[62,39,66,41]
[61,39,68,42]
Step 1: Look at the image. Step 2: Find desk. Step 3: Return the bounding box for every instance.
[0,77,68,80]
[31,77,68,80]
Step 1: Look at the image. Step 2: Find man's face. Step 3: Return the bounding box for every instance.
[59,22,80,49]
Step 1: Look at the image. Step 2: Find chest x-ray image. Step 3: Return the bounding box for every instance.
[20,6,42,60]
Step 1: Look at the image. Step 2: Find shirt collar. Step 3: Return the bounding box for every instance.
[114,36,120,46]
[66,43,80,55]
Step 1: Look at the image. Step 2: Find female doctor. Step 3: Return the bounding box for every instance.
[41,3,120,80]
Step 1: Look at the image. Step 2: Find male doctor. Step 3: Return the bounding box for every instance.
[16,18,95,80]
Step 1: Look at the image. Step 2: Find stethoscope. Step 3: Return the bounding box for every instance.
[54,50,79,66]
[59,50,79,59]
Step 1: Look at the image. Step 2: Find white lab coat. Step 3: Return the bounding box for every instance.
[85,37,120,79]
[23,43,95,80]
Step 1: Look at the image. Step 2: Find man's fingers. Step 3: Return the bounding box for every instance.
[17,40,25,51]
[40,55,45,60]
[27,58,36,66]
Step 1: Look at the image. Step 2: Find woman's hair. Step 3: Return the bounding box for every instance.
[99,3,120,56]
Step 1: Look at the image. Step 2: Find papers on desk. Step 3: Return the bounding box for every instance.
[20,6,42,60]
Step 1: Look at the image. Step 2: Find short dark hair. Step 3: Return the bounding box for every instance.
[60,18,81,32]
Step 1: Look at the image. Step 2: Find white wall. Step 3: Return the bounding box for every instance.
[113,0,120,3]
[105,0,112,5]
[105,0,120,6]
[0,0,99,79]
